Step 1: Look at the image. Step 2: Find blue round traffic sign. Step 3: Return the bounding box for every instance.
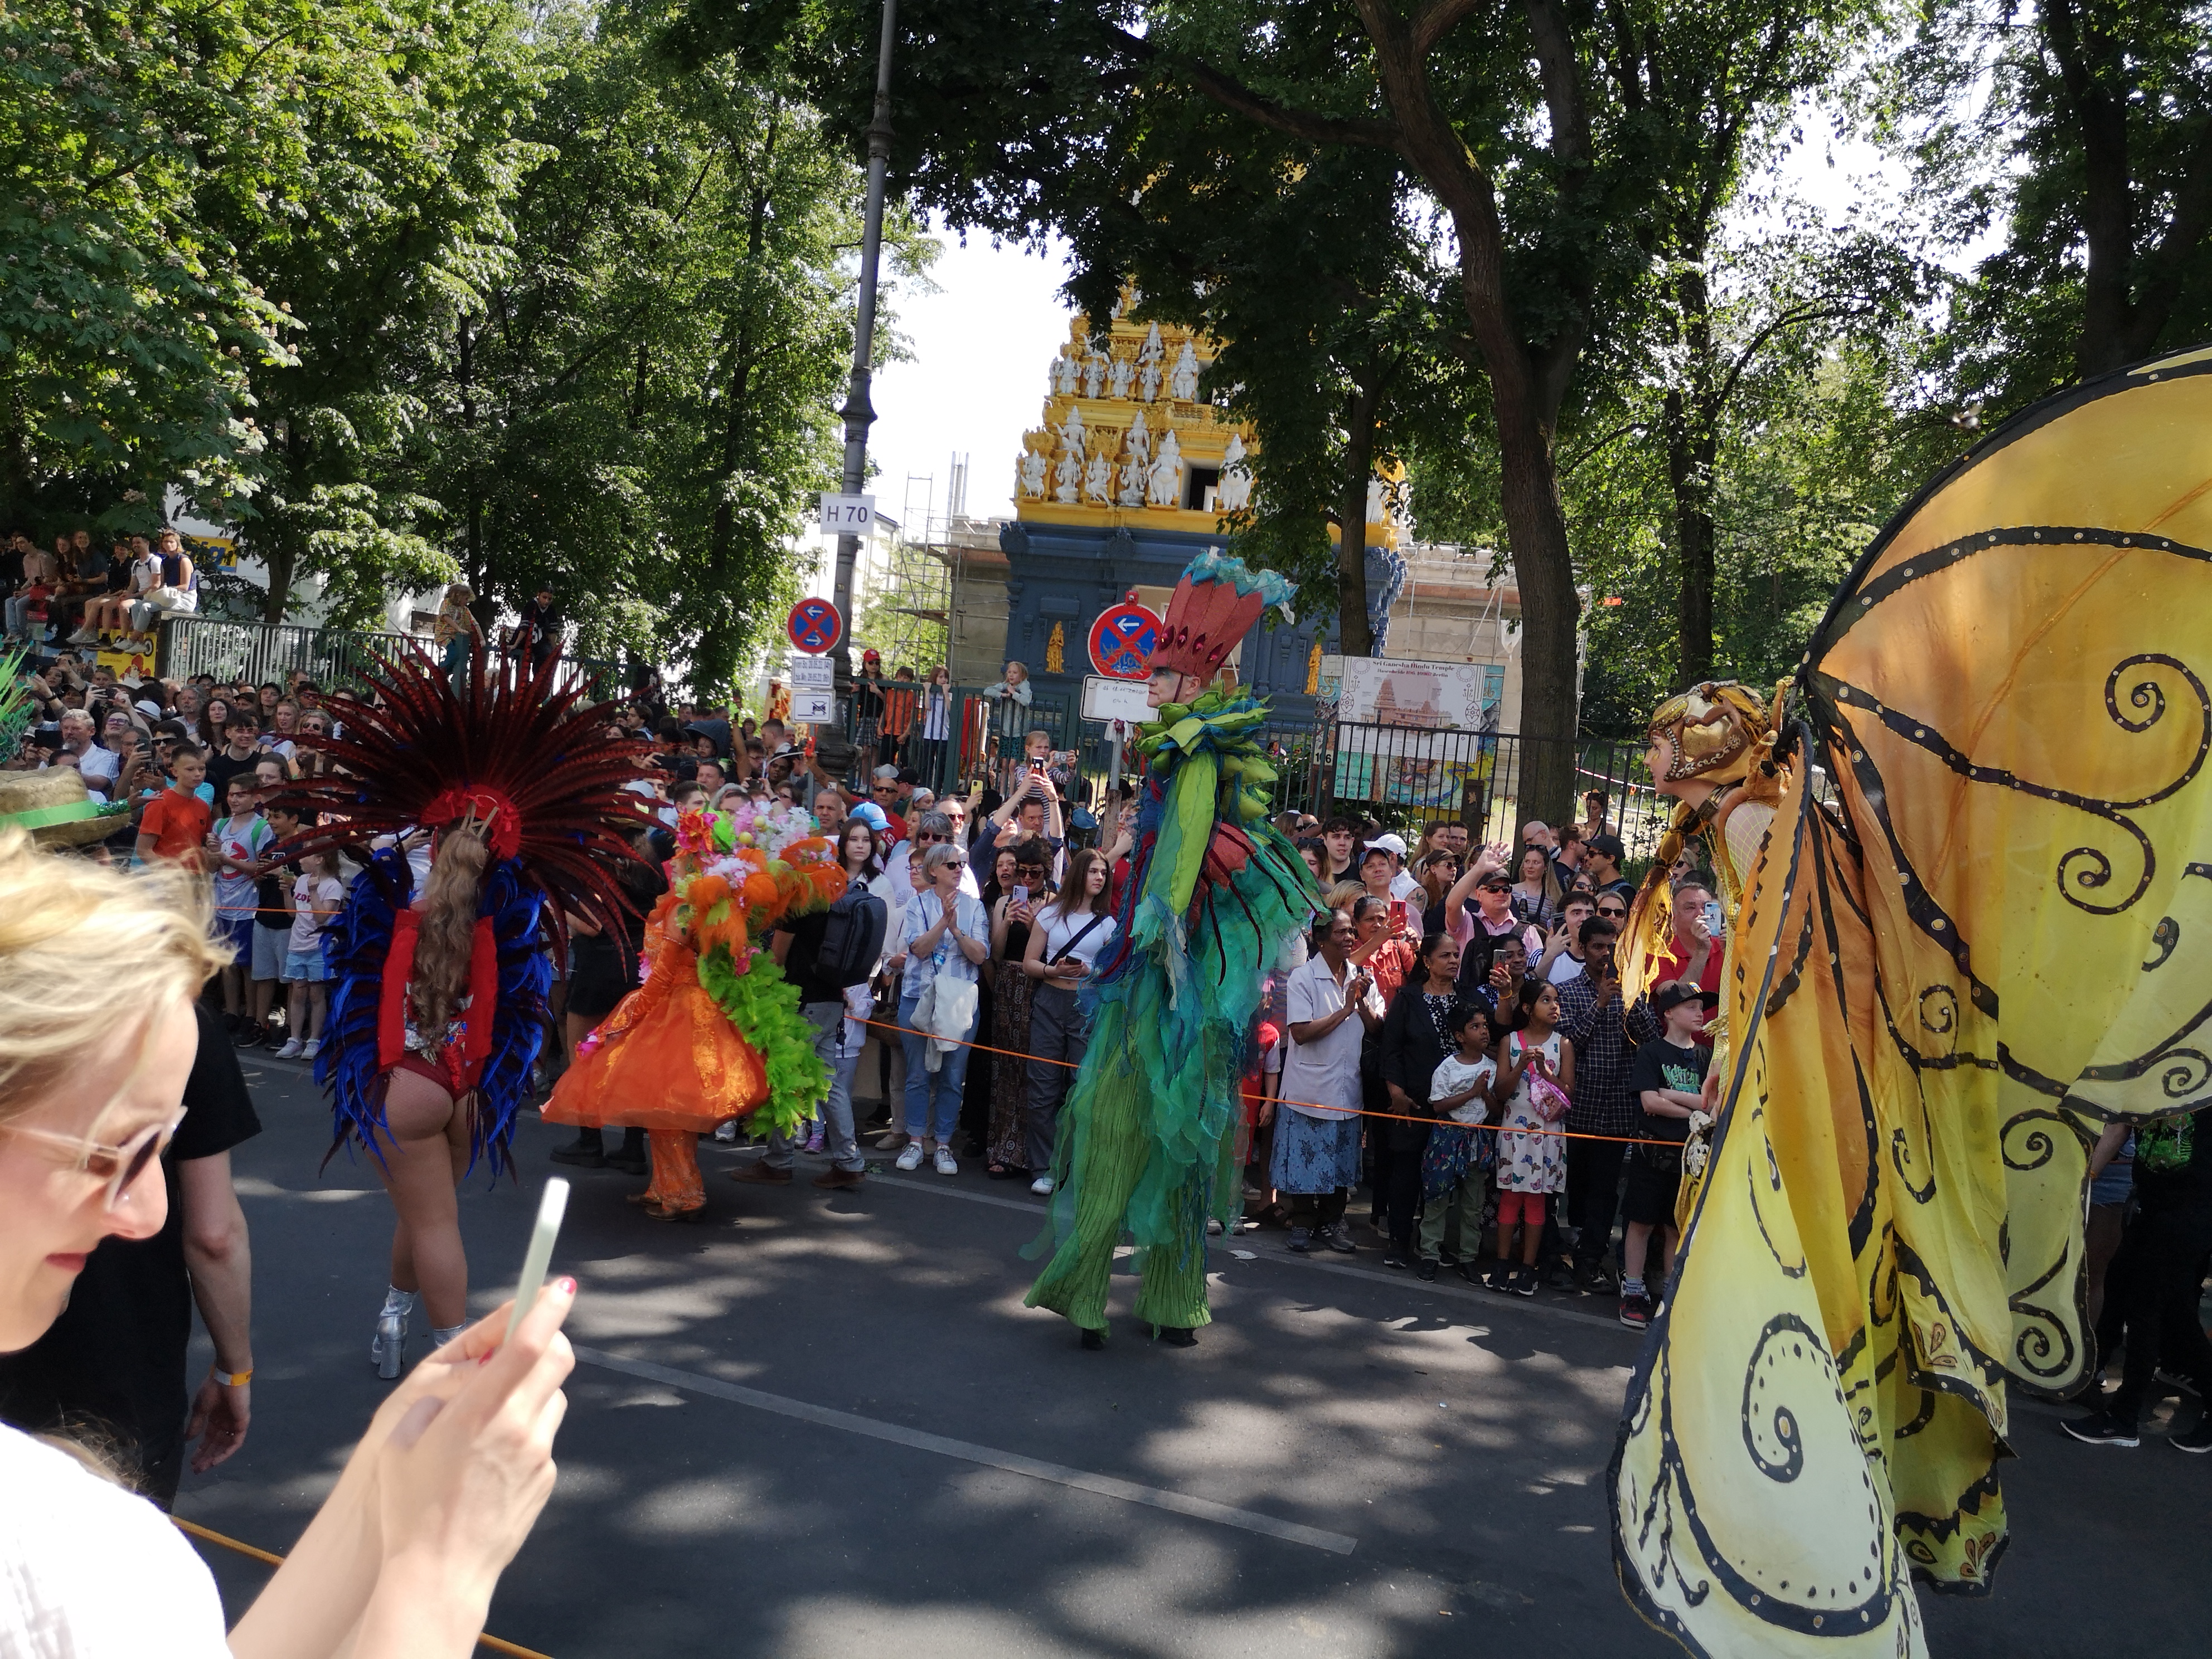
[787,597,843,655]
[1088,596,1164,678]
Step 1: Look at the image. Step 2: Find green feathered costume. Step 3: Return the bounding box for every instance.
[1026,554,1320,1336]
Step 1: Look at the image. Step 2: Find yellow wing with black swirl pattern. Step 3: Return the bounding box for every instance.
[1612,347,2212,1656]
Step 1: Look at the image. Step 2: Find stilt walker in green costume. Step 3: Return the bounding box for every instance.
[1025,552,1318,1348]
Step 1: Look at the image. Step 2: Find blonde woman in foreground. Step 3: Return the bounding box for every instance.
[0,830,575,1658]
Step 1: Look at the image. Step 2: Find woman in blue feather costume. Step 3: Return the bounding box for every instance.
[1025,553,1319,1347]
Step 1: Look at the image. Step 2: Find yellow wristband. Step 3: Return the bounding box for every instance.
[212,1367,252,1388]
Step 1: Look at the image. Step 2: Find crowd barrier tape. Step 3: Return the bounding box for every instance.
[172,1516,552,1658]
[852,1016,1677,1148]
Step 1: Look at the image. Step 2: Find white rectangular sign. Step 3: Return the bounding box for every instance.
[1081,675,1152,726]
[785,654,835,690]
[818,493,876,533]
[788,690,835,723]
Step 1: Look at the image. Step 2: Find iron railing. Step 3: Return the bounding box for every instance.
[157,615,614,695]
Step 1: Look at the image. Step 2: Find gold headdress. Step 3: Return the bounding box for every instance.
[1621,680,1786,1005]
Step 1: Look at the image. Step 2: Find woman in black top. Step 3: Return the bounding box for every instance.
[983,840,1052,1177]
[1375,930,1463,1267]
[551,833,668,1173]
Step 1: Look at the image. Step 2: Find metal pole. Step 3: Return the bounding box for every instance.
[832,0,898,705]
[1108,720,1124,816]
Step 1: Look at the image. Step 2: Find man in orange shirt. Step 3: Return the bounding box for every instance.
[135,744,212,868]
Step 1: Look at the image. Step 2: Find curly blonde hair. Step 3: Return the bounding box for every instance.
[409,826,489,1037]
[0,828,224,1129]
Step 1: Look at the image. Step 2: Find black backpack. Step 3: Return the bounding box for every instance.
[812,886,888,988]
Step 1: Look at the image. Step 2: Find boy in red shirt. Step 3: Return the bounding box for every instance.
[135,744,212,868]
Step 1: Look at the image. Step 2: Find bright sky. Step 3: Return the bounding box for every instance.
[859,111,1913,534]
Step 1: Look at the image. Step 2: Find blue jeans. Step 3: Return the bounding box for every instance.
[442,633,476,684]
[899,988,973,1141]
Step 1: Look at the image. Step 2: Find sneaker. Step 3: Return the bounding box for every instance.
[233,1021,265,1049]
[1576,1263,1617,1296]
[2171,1419,2212,1453]
[1486,1262,1514,1294]
[1287,1226,1314,1254]
[1321,1221,1357,1255]
[1512,1264,1538,1298]
[895,1141,925,1172]
[2155,1367,2204,1399]
[273,1037,305,1060]
[803,1127,826,1155]
[301,1037,320,1060]
[2061,1410,2140,1448]
[1619,1291,1652,1330]
[1418,1259,1439,1282]
[1030,1175,1055,1196]
[1381,1248,1410,1270]
[933,1145,958,1177]
[714,1121,739,1143]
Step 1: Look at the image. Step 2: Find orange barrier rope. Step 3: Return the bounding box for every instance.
[853,1016,1674,1148]
[172,1517,553,1658]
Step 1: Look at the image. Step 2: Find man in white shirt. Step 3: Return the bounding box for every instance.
[1539,895,1597,987]
[1279,909,1382,1255]
[48,711,119,799]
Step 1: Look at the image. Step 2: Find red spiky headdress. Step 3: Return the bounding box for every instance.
[1144,551,1293,682]
[277,646,656,951]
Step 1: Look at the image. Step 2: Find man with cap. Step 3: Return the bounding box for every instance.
[1585,832,1635,905]
[1365,832,1421,904]
[1618,977,1716,1328]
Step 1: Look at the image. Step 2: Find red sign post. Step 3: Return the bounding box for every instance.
[1087,594,1165,679]
[786,597,843,656]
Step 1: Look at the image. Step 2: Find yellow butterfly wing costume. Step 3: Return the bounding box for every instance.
[1611,348,2212,1656]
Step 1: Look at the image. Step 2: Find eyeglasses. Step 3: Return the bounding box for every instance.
[6,1110,184,1211]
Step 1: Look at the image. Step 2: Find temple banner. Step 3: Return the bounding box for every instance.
[1332,659,1503,809]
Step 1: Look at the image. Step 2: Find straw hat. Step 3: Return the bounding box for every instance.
[0,768,135,848]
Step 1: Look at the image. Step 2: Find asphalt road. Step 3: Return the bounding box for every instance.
[176,1054,2206,1658]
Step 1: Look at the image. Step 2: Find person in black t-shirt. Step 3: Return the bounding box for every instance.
[550,843,667,1176]
[0,1002,260,1506]
[2064,1105,2212,1449]
[511,587,564,671]
[1617,980,1713,1331]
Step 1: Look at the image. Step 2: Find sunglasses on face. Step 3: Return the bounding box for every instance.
[914,831,944,845]
[1598,905,1628,918]
[7,1110,184,1211]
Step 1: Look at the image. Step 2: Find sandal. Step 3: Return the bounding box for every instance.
[642,1200,705,1224]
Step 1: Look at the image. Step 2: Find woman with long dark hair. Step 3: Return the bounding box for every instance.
[1374,929,1462,1268]
[986,839,1052,1178]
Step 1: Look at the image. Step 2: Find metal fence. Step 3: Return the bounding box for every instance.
[156,615,615,696]
[838,685,1676,866]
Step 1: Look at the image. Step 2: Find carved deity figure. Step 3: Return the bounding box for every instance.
[1083,351,1108,398]
[1138,321,1165,363]
[1168,341,1201,401]
[1107,355,1136,401]
[1216,433,1253,513]
[1054,442,1085,504]
[1084,450,1114,505]
[1018,444,1049,501]
[1146,430,1183,508]
[1366,475,1391,522]
[1138,361,1162,402]
[1118,453,1147,508]
[1058,405,1086,456]
[1054,352,1081,395]
[1125,409,1151,462]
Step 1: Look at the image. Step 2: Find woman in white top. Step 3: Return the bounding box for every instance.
[1018,847,1118,1196]
[885,843,989,1175]
[0,831,575,1659]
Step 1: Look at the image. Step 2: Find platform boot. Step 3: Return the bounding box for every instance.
[372,1286,416,1380]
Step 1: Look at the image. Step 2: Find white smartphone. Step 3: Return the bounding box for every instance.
[1012,884,1029,908]
[505,1176,571,1342]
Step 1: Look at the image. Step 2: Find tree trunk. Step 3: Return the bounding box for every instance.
[1333,375,1382,659]
[1361,5,1586,824]
[1662,262,1718,687]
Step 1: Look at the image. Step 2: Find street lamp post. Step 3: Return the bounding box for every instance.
[827,0,898,744]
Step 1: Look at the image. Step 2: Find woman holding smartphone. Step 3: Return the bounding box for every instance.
[0,831,576,1658]
[985,840,1053,1179]
[1019,848,1116,1197]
